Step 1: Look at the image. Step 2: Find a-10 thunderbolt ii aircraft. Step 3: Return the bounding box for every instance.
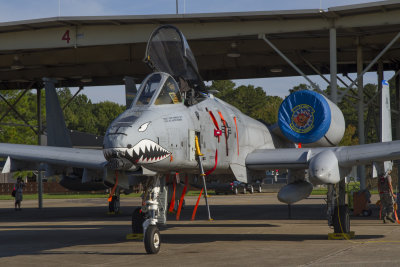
[2,25,400,254]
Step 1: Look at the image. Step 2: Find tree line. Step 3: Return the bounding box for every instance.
[0,88,124,145]
[0,80,392,147]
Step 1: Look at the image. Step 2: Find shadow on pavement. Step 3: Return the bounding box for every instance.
[0,202,384,258]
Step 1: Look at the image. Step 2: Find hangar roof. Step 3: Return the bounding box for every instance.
[1,0,400,90]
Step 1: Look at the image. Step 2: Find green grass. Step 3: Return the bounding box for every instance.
[0,193,143,201]
[0,191,206,201]
[0,184,380,200]
[310,182,379,196]
[310,189,328,195]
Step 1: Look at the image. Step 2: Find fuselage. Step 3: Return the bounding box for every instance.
[102,73,277,177]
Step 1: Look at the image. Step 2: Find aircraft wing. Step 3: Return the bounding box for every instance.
[0,143,106,171]
[246,140,400,170]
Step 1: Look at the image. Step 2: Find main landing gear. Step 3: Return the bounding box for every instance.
[109,195,120,214]
[327,184,350,234]
[131,175,166,254]
[132,207,146,234]
[108,190,121,214]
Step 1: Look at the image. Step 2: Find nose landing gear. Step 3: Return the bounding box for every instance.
[132,175,167,254]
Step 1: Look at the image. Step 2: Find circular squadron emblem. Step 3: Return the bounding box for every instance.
[290,104,315,133]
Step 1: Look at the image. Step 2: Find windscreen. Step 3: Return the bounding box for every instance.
[135,73,162,106]
[144,25,206,93]
[155,76,182,105]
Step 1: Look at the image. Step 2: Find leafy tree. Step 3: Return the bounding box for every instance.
[339,124,359,146]
[0,88,125,145]
[210,80,283,124]
[92,101,125,135]
[0,89,44,145]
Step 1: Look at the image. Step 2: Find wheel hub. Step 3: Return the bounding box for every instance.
[153,232,160,248]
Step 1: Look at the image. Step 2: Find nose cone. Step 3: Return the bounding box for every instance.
[103,113,140,148]
[103,110,171,169]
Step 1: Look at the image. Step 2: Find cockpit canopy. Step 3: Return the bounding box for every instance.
[144,25,207,105]
[132,72,182,107]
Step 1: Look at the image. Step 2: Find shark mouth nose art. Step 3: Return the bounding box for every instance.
[104,139,171,165]
[129,139,171,163]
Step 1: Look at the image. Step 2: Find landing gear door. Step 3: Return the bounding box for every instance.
[189,130,196,161]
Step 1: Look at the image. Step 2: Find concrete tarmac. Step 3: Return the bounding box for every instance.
[1,193,400,266]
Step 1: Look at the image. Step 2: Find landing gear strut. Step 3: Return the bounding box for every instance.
[327,183,350,233]
[139,175,166,254]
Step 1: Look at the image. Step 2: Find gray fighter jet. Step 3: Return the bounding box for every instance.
[1,25,400,254]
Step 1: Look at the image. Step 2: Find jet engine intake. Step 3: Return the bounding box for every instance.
[278,90,345,147]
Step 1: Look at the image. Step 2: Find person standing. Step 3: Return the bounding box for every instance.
[378,170,396,223]
[14,177,25,211]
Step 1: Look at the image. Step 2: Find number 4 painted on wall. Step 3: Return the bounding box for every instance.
[62,30,70,43]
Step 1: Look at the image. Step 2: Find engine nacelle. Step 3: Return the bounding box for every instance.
[278,90,345,147]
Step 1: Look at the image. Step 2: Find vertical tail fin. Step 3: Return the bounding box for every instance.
[373,79,392,176]
[43,78,72,148]
[124,76,137,109]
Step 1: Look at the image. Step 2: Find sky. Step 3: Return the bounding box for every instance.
[0,0,389,104]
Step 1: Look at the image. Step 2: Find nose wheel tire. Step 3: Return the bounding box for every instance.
[144,225,161,254]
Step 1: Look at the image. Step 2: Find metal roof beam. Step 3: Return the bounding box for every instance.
[259,33,326,96]
[338,31,400,102]
[0,88,37,134]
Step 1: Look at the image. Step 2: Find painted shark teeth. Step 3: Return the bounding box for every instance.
[127,139,171,164]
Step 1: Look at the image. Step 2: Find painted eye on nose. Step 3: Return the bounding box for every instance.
[138,122,151,132]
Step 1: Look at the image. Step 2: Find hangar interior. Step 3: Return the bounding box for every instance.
[1,0,400,204]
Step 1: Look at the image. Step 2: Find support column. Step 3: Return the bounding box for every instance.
[396,71,400,197]
[397,71,400,140]
[330,27,338,104]
[330,26,346,205]
[357,42,366,190]
[378,61,384,141]
[378,61,385,145]
[37,88,43,209]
